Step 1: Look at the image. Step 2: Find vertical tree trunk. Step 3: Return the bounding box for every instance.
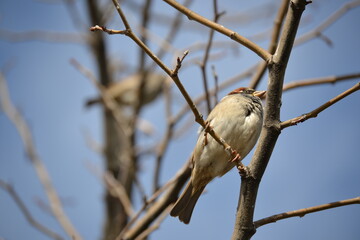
[232,1,307,239]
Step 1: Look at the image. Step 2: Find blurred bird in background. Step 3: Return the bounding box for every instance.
[86,72,167,108]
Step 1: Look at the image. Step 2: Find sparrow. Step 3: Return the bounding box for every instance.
[170,87,265,224]
[86,72,167,107]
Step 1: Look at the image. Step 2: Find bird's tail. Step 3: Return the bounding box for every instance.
[170,181,204,224]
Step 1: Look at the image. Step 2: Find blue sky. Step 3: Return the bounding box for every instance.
[0,0,359,240]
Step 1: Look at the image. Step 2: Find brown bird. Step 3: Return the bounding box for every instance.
[170,87,265,224]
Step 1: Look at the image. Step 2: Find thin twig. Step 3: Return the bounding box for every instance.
[90,25,126,34]
[0,180,64,240]
[281,82,360,129]
[163,0,271,61]
[199,0,223,113]
[0,73,82,240]
[211,65,219,105]
[254,196,360,228]
[111,0,131,29]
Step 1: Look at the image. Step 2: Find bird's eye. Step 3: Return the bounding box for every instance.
[245,89,255,94]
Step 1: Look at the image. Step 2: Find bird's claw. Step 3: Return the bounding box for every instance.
[237,164,249,177]
[228,149,249,177]
[229,149,241,163]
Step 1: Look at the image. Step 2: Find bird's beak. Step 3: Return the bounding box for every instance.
[253,90,266,98]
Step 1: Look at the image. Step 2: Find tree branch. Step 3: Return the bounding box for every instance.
[281,82,360,129]
[254,196,360,228]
